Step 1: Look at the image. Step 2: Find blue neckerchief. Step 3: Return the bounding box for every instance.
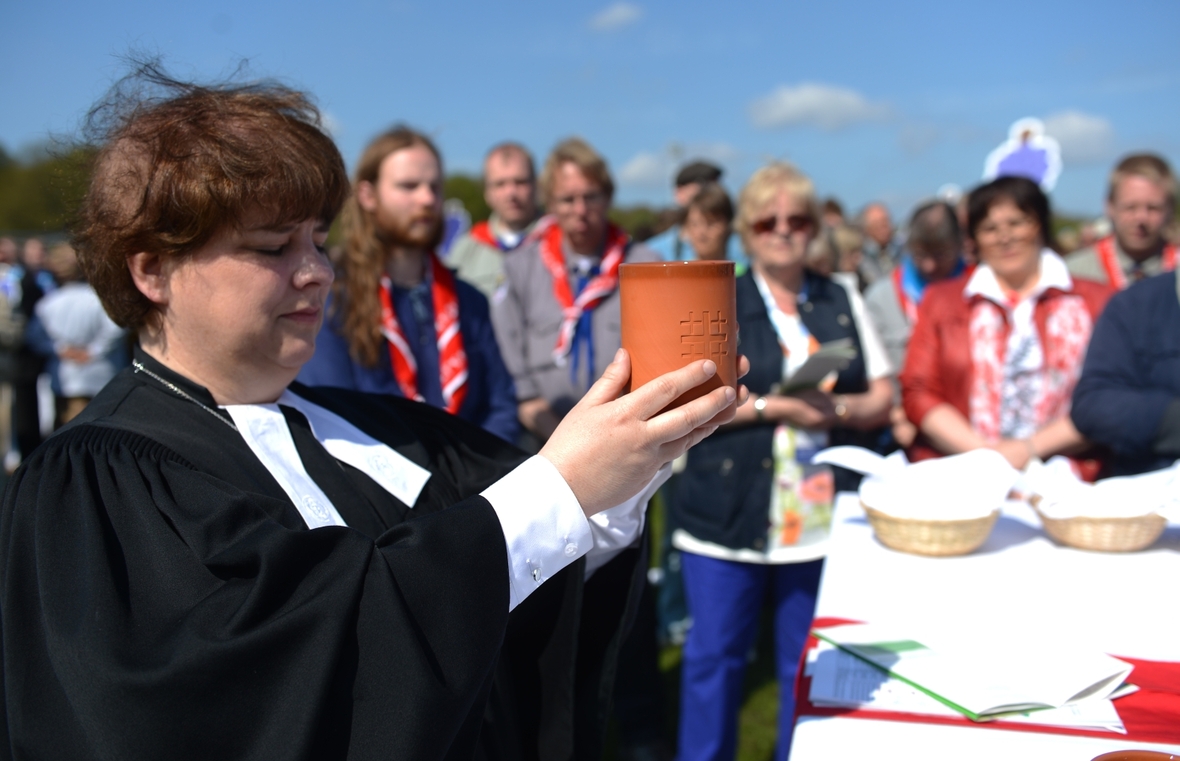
[494,226,526,252]
[570,266,599,391]
[387,273,444,408]
[901,254,966,305]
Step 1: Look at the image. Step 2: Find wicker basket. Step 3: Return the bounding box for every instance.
[1034,507,1166,552]
[861,502,999,557]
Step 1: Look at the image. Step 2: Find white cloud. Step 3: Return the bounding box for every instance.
[1042,110,1115,165]
[589,2,642,32]
[618,142,742,190]
[684,141,741,164]
[619,151,669,188]
[748,82,888,131]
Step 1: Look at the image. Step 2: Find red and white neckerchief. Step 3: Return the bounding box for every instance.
[467,221,500,249]
[377,252,468,414]
[531,215,629,364]
[1095,235,1177,290]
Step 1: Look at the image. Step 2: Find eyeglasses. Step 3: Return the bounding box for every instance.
[751,214,814,235]
[554,191,607,208]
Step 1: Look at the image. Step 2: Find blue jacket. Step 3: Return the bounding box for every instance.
[1071,271,1180,476]
[299,280,520,443]
[672,271,868,552]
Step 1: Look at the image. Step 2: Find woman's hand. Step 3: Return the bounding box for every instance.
[779,389,838,429]
[990,438,1034,471]
[730,388,834,429]
[540,349,746,516]
[991,417,1090,470]
[890,405,917,449]
[58,346,92,363]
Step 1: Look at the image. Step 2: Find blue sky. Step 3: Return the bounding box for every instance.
[2,0,1178,218]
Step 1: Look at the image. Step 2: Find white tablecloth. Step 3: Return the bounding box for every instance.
[790,493,1180,760]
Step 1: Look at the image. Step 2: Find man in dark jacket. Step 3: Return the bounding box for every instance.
[1071,269,1180,476]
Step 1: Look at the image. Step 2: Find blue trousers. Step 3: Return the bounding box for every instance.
[676,552,823,761]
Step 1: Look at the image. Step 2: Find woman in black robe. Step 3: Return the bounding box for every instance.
[0,69,743,761]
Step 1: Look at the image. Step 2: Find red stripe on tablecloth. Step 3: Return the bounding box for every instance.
[795,617,1180,745]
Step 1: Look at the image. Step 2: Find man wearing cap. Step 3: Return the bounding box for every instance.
[646,160,747,266]
[446,141,541,298]
[1066,153,1177,289]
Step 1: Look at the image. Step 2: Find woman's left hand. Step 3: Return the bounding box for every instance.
[541,349,749,516]
[990,438,1034,471]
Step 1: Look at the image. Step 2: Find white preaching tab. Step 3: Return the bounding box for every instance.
[223,403,348,530]
[279,390,432,508]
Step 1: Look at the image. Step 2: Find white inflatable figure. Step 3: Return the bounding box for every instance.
[982,117,1062,193]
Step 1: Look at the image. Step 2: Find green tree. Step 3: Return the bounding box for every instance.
[0,143,95,234]
[610,205,663,241]
[444,173,489,223]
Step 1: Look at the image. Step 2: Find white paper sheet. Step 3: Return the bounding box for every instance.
[807,642,1127,733]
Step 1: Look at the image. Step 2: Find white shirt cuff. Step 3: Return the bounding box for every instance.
[482,455,593,611]
[583,462,672,578]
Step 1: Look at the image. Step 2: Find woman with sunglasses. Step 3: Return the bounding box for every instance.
[669,163,893,761]
[0,69,744,761]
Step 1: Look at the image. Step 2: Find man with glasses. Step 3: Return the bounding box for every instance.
[491,136,667,761]
[491,137,660,449]
[1066,153,1176,289]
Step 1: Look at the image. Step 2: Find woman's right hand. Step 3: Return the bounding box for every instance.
[989,438,1034,471]
[778,389,837,429]
[540,348,743,516]
[890,405,917,449]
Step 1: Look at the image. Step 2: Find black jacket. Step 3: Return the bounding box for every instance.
[0,349,638,761]
[672,271,868,552]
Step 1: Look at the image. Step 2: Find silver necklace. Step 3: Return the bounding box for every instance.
[132,360,239,432]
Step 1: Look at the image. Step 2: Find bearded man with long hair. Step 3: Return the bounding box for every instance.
[299,126,519,442]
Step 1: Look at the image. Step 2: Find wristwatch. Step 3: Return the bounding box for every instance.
[833,395,849,422]
[754,396,768,421]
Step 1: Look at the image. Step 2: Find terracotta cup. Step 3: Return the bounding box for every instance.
[619,260,737,412]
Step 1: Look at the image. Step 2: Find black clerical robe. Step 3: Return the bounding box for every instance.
[0,351,640,760]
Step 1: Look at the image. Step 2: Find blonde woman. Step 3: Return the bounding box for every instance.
[670,163,893,760]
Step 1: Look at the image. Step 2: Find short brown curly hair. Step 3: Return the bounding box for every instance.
[74,64,349,330]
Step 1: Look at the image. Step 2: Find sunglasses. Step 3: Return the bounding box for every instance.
[751,214,815,235]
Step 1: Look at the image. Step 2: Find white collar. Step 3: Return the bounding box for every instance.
[223,390,432,530]
[963,248,1072,306]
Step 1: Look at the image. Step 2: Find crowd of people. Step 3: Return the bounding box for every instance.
[1,64,1178,761]
[0,235,127,470]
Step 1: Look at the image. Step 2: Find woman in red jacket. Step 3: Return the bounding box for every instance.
[901,176,1112,472]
